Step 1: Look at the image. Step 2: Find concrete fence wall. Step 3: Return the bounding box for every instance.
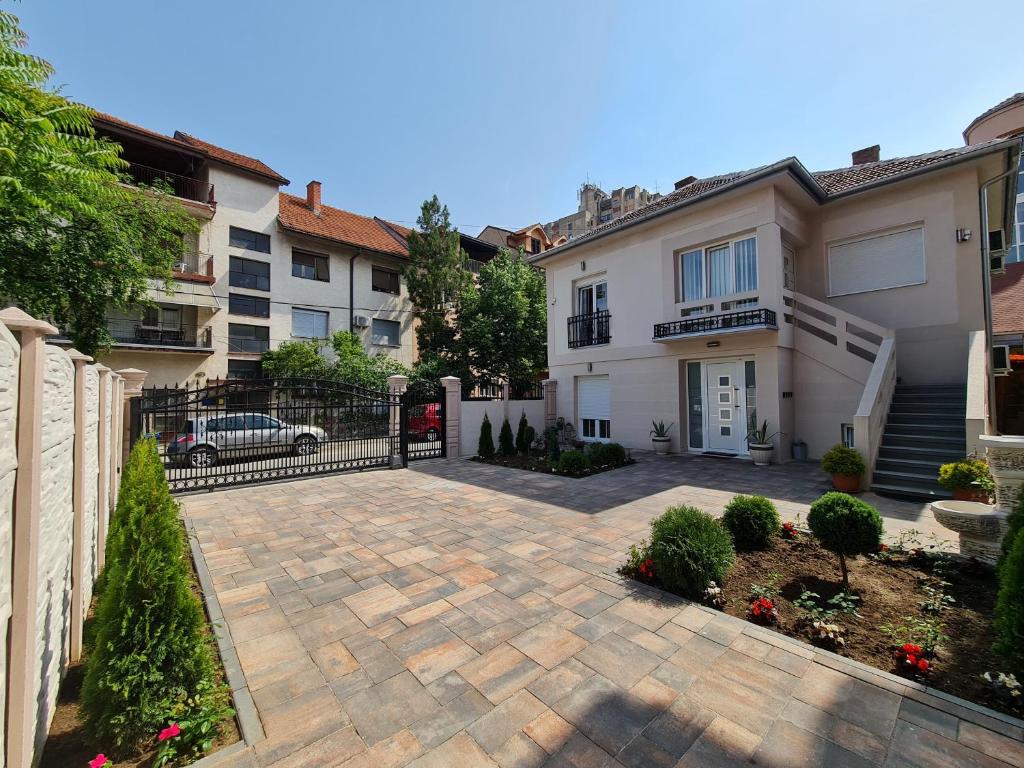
[0,308,143,768]
[459,398,546,458]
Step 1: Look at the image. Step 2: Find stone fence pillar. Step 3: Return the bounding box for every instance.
[441,377,461,459]
[542,379,558,429]
[67,348,92,663]
[388,375,409,467]
[94,365,111,571]
[0,308,57,768]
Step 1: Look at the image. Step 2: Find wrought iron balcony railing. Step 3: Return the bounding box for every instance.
[654,308,777,340]
[568,310,611,348]
[124,162,215,204]
[107,319,212,349]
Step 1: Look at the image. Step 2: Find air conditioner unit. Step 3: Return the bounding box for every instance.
[994,345,1012,376]
[352,315,370,328]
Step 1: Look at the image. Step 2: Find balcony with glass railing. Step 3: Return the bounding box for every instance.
[106,318,213,350]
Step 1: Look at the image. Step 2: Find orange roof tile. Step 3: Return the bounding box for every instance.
[993,262,1024,335]
[277,193,408,257]
[174,132,289,185]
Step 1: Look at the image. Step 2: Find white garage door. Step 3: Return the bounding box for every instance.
[578,375,610,442]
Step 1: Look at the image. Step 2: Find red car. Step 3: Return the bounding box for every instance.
[408,403,441,442]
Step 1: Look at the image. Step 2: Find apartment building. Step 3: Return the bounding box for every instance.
[543,182,661,242]
[533,119,1020,498]
[86,114,415,388]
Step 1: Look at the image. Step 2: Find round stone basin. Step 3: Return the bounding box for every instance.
[930,500,1006,539]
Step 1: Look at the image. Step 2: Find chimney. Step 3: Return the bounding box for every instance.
[674,175,697,190]
[306,180,322,215]
[851,145,880,165]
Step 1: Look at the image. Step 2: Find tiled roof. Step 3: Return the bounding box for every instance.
[174,132,289,185]
[964,92,1024,140]
[993,262,1024,335]
[93,112,199,153]
[277,193,408,257]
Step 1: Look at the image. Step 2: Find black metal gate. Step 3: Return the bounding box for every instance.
[400,379,446,463]
[132,378,401,492]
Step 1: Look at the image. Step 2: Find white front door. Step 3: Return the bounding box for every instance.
[706,362,743,453]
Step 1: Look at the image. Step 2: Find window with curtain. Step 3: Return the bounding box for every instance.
[708,245,732,297]
[679,237,758,303]
[734,237,757,292]
[372,318,401,346]
[291,307,329,338]
[681,250,704,302]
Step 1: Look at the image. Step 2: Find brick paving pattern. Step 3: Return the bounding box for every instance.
[181,454,1023,767]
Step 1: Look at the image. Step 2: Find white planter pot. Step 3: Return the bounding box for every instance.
[652,437,671,454]
[748,443,773,466]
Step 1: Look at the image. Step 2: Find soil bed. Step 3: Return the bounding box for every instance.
[641,536,1020,719]
[471,453,635,478]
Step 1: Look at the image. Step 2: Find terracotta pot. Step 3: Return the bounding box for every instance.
[952,487,990,503]
[831,473,862,493]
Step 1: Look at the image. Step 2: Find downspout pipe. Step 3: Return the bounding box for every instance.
[978,150,1020,435]
[349,248,361,333]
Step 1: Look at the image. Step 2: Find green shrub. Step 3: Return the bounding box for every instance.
[545,426,561,462]
[820,445,866,477]
[649,506,735,598]
[557,450,590,475]
[722,495,781,551]
[82,439,217,754]
[808,491,884,590]
[1000,493,1024,574]
[515,412,530,454]
[995,524,1024,679]
[937,459,992,492]
[589,442,627,468]
[477,413,495,459]
[524,425,536,451]
[498,418,515,456]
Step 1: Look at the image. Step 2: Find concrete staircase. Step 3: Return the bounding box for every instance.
[871,384,966,500]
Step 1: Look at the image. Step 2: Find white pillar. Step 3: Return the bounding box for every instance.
[441,377,461,459]
[66,348,92,663]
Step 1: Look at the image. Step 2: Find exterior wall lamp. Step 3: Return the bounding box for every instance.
[956,228,972,243]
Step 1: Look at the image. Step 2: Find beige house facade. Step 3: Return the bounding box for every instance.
[533,135,1020,498]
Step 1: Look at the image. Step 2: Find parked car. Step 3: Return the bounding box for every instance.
[167,413,327,468]
[408,402,441,442]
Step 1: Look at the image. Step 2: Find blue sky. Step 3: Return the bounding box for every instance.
[15,0,1024,235]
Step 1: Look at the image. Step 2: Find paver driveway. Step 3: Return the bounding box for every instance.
[182,455,1024,767]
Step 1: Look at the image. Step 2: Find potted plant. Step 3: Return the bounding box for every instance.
[650,420,674,454]
[820,444,866,492]
[937,458,994,502]
[746,420,779,466]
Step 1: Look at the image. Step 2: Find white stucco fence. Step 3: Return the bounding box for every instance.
[459,398,546,458]
[0,309,133,768]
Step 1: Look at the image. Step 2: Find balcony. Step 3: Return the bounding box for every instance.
[172,250,215,282]
[228,336,270,354]
[568,310,611,348]
[125,162,215,204]
[107,319,213,350]
[653,308,777,341]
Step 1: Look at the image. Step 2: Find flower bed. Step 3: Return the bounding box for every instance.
[470,451,635,478]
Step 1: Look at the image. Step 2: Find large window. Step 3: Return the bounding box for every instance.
[229,226,271,254]
[372,266,400,294]
[827,226,925,296]
[371,318,401,347]
[292,250,329,281]
[229,293,270,318]
[227,359,262,380]
[680,236,757,302]
[292,307,329,338]
[227,323,269,353]
[229,256,270,291]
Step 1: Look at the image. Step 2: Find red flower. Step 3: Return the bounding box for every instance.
[89,755,110,768]
[917,658,930,672]
[158,723,181,742]
[906,654,917,665]
[880,544,890,552]
[752,603,762,616]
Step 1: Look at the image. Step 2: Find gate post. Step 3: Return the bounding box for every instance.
[388,375,409,468]
[441,377,461,459]
[543,379,558,429]
[66,348,92,663]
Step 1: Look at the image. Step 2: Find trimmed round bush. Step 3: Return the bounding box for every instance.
[721,494,781,551]
[808,491,884,589]
[557,450,590,475]
[820,445,866,477]
[588,442,627,468]
[649,505,735,598]
[937,459,991,492]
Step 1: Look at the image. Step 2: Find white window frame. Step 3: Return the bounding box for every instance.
[826,225,926,297]
[291,307,329,339]
[577,375,611,443]
[678,235,758,304]
[575,277,608,315]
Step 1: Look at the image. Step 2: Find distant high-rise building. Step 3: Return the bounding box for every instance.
[543,182,661,241]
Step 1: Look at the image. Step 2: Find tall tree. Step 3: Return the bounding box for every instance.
[457,249,547,389]
[0,9,199,356]
[402,196,471,364]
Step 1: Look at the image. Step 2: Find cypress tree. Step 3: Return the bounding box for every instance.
[498,418,515,456]
[478,413,495,459]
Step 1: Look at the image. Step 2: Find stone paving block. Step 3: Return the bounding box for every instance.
[310,639,360,682]
[553,674,661,755]
[405,732,497,768]
[542,732,619,768]
[608,594,683,631]
[255,686,353,766]
[551,584,619,619]
[236,628,307,679]
[667,634,728,677]
[795,663,900,741]
[897,697,961,740]
[348,639,405,683]
[574,632,662,690]
[336,728,422,768]
[408,687,492,749]
[508,623,588,670]
[527,658,596,707]
[616,734,680,768]
[466,689,547,752]
[491,731,548,768]
[523,708,577,754]
[489,572,545,598]
[385,620,479,684]
[342,670,439,746]
[343,582,413,627]
[228,606,292,643]
[615,622,679,659]
[781,697,889,764]
[959,721,1024,765]
[250,655,327,711]
[457,642,545,704]
[638,692,716,760]
[261,725,365,768]
[675,714,761,768]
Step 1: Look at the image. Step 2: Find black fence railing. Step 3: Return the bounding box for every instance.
[462,378,544,401]
[653,308,777,340]
[108,319,212,349]
[125,162,215,204]
[568,310,611,348]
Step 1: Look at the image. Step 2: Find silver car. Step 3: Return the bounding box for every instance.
[167,412,327,468]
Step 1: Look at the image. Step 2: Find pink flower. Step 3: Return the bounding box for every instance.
[158,722,181,741]
[89,755,111,768]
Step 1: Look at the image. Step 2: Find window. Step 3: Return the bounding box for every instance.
[371,318,401,346]
[229,293,270,318]
[292,250,329,281]
[229,226,271,254]
[229,256,270,291]
[227,359,262,380]
[679,236,758,302]
[783,244,796,291]
[142,305,180,328]
[842,424,855,449]
[227,323,269,353]
[626,189,635,200]
[578,375,610,442]
[531,238,542,254]
[827,226,925,296]
[292,307,329,338]
[372,266,400,294]
[245,414,280,429]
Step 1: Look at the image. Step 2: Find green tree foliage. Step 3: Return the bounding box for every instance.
[649,506,735,598]
[82,440,216,754]
[515,411,530,454]
[999,493,1024,574]
[807,492,884,590]
[458,249,547,390]
[721,495,781,551]
[260,331,410,391]
[402,196,471,361]
[995,524,1024,678]
[477,413,495,459]
[0,10,200,356]
[259,338,331,380]
[498,417,515,456]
